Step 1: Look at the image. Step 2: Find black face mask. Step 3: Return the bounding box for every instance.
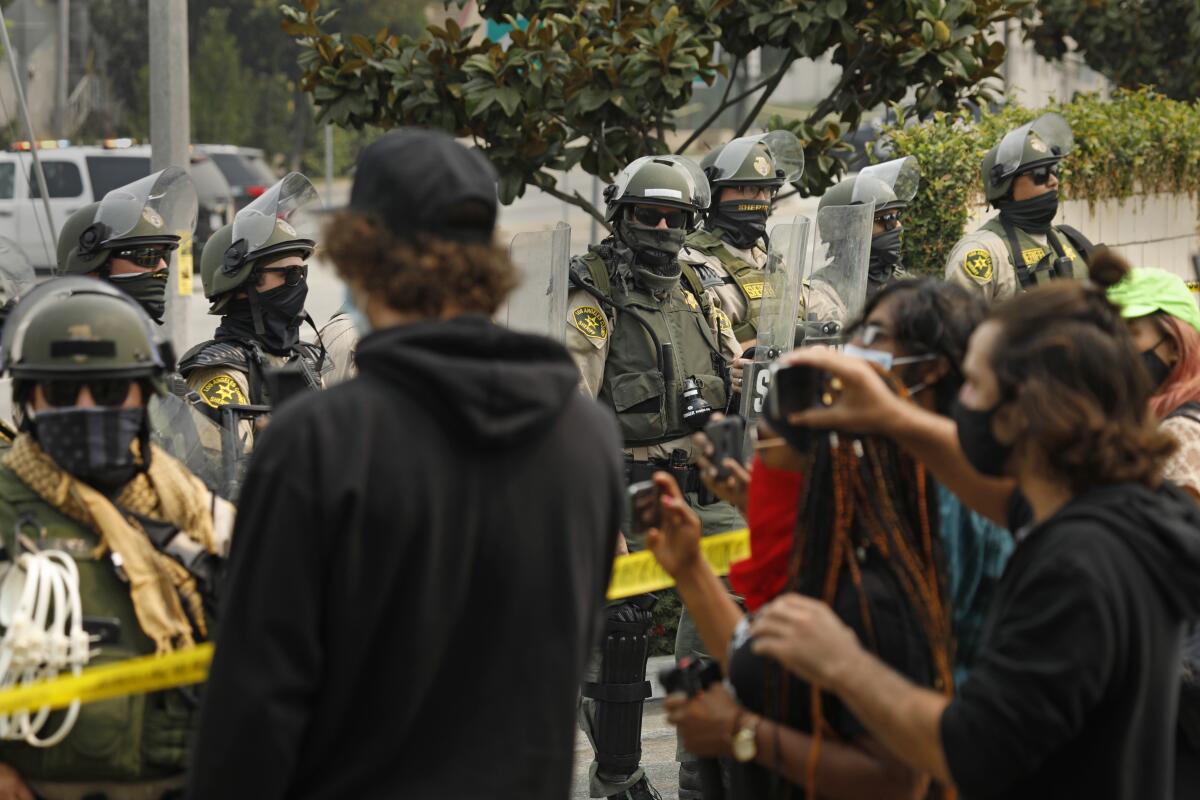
[108,271,168,324]
[868,228,903,286]
[952,400,1011,478]
[616,219,687,291]
[218,281,309,354]
[710,199,770,250]
[1141,347,1173,392]
[30,407,147,493]
[997,190,1059,235]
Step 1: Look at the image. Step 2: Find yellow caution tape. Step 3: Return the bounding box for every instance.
[607,528,750,600]
[0,532,750,712]
[0,643,213,715]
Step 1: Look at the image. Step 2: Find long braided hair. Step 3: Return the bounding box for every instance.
[763,279,981,798]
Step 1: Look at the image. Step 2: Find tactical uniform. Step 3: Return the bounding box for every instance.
[945,113,1093,303]
[569,156,743,800]
[0,279,232,799]
[680,132,805,345]
[316,310,359,387]
[180,174,328,438]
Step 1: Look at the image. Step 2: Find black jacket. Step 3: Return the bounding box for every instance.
[188,315,624,799]
[941,482,1200,800]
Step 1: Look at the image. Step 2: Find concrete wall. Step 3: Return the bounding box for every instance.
[963,192,1200,283]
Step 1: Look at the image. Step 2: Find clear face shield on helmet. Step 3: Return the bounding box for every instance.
[710,130,805,188]
[609,155,712,219]
[93,167,198,249]
[230,172,321,261]
[993,112,1074,184]
[852,156,921,207]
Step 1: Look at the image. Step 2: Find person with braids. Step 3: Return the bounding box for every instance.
[749,266,1200,800]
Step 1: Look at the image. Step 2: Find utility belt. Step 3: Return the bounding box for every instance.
[625,451,714,505]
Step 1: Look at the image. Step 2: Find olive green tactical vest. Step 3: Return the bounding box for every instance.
[578,252,729,448]
[0,467,197,783]
[685,228,765,341]
[980,217,1088,289]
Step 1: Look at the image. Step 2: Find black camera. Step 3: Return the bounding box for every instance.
[681,376,714,430]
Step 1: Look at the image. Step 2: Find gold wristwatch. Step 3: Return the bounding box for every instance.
[731,713,761,763]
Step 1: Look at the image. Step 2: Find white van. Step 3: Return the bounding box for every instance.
[0,142,235,272]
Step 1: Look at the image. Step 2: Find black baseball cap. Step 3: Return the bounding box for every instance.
[348,128,498,243]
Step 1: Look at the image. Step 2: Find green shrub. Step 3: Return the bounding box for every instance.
[880,88,1200,275]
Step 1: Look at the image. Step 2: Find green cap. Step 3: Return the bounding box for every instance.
[1108,267,1200,334]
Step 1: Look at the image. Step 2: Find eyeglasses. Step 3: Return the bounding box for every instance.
[875,211,902,232]
[41,378,136,408]
[629,206,690,229]
[113,245,173,268]
[1025,164,1060,186]
[259,265,308,287]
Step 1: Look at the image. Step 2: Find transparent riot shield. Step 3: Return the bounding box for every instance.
[497,222,571,342]
[147,390,232,496]
[739,217,811,445]
[801,203,875,345]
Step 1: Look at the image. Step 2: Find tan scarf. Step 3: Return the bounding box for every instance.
[5,433,223,653]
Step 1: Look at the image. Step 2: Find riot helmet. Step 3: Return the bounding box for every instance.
[982,113,1073,203]
[701,132,804,249]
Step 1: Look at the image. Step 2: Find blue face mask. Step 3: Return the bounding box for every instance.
[343,286,371,336]
[842,343,937,396]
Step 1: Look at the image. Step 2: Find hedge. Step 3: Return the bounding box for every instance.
[879,88,1200,276]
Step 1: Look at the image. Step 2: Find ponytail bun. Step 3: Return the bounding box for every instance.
[1088,247,1131,291]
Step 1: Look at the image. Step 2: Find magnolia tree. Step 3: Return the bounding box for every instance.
[282,0,1029,223]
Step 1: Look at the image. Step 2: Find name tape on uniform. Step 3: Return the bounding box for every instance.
[0,643,213,715]
[607,528,750,600]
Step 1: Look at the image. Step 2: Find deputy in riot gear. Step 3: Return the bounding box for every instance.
[567,155,743,800]
[55,168,198,325]
[179,173,328,429]
[945,113,1094,302]
[0,278,233,800]
[818,156,921,299]
[680,131,805,345]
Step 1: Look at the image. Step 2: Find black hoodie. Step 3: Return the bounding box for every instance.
[940,482,1200,800]
[189,315,624,800]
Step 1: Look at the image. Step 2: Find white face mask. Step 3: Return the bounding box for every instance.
[842,343,938,396]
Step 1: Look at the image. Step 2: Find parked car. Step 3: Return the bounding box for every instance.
[195,144,279,211]
[0,140,235,271]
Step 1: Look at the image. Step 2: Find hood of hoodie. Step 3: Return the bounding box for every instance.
[353,314,582,448]
[1058,482,1200,619]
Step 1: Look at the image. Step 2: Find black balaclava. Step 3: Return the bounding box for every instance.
[616,216,688,292]
[30,406,149,494]
[216,280,309,355]
[107,271,169,325]
[710,198,770,250]
[868,228,903,287]
[997,189,1059,235]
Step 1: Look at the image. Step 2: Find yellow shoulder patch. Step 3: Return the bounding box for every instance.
[684,292,701,311]
[961,249,994,283]
[199,374,248,409]
[714,308,732,333]
[571,306,608,341]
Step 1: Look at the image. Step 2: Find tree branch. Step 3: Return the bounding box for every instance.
[675,57,798,154]
[540,181,611,231]
[733,54,797,137]
[674,56,742,154]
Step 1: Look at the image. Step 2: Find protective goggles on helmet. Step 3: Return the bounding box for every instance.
[629,206,690,229]
[258,264,308,287]
[112,244,176,268]
[39,377,142,408]
[1022,164,1059,186]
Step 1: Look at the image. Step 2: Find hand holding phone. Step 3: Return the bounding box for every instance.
[704,416,746,480]
[627,480,662,537]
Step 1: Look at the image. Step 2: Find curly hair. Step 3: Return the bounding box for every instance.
[988,260,1175,494]
[322,210,516,317]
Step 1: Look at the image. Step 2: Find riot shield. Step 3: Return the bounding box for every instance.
[497,222,570,342]
[801,203,875,345]
[739,217,811,444]
[147,389,232,496]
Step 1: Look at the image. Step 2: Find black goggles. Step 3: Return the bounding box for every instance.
[875,211,902,232]
[629,206,690,229]
[1024,164,1060,186]
[112,245,175,268]
[259,264,308,287]
[40,378,141,408]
